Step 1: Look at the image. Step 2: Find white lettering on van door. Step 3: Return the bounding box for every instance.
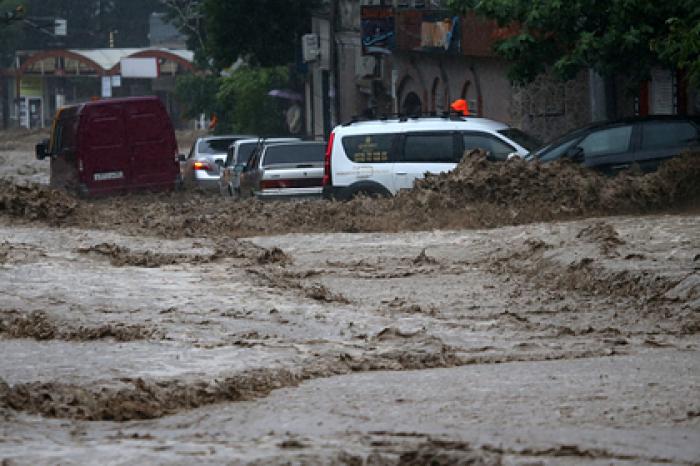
[93,171,124,181]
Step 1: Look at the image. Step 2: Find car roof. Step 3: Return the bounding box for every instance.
[332,117,511,135]
[234,137,301,147]
[263,141,324,149]
[573,115,699,132]
[79,96,160,110]
[232,138,262,146]
[537,115,700,148]
[199,135,254,142]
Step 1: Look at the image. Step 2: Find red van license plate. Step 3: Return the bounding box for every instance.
[93,171,124,181]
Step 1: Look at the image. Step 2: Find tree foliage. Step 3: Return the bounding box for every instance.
[203,0,319,69]
[0,0,25,67]
[653,0,700,86]
[448,0,700,86]
[174,66,289,135]
[174,73,220,119]
[217,66,289,135]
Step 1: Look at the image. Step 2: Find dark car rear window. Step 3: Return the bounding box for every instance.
[198,138,235,154]
[232,143,258,166]
[497,128,542,151]
[641,121,698,150]
[263,144,325,166]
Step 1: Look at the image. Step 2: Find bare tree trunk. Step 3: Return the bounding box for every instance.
[158,0,206,53]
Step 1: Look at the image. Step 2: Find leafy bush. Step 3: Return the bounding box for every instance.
[217,65,289,135]
[174,74,221,120]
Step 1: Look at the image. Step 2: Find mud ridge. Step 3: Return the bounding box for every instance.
[77,242,213,267]
[77,240,287,268]
[3,151,697,238]
[0,310,160,341]
[0,330,615,421]
[0,241,46,265]
[249,436,501,465]
[575,220,625,255]
[247,268,350,304]
[481,443,668,463]
[395,439,501,465]
[0,179,76,223]
[486,231,687,305]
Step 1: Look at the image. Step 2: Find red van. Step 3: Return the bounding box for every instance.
[36,96,180,197]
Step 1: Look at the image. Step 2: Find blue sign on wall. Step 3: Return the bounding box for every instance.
[361,6,395,55]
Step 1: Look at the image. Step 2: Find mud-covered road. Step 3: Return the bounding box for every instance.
[0,132,699,465]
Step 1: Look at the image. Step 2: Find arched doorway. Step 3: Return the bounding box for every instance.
[403,92,422,116]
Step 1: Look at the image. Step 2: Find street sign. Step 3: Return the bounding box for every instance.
[302,34,320,62]
[54,18,67,36]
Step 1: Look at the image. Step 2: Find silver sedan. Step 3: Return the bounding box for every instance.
[181,135,254,191]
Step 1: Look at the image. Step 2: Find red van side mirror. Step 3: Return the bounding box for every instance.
[35,139,49,160]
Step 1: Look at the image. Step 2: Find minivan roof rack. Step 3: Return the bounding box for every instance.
[341,111,479,126]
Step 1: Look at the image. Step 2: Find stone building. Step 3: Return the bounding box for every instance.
[305,0,698,143]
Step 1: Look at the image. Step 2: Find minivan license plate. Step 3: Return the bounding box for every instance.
[93,171,124,181]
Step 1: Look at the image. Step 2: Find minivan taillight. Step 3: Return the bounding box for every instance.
[323,132,334,186]
[193,161,211,171]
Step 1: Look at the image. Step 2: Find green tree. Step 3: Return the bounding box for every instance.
[217,66,288,135]
[0,0,25,67]
[174,73,220,118]
[653,1,700,86]
[203,0,319,69]
[175,67,290,135]
[447,0,700,86]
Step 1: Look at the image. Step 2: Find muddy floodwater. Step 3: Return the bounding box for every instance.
[0,133,699,465]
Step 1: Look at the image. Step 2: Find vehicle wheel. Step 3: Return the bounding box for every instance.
[349,185,390,199]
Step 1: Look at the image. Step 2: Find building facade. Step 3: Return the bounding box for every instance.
[305,0,698,143]
[0,48,194,130]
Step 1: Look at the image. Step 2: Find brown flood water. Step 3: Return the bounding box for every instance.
[0,140,698,464]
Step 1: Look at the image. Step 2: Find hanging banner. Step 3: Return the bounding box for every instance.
[361,6,395,55]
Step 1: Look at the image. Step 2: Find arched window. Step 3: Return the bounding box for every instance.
[403,92,422,116]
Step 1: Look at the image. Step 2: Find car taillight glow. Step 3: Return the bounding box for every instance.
[323,132,334,186]
[193,161,210,171]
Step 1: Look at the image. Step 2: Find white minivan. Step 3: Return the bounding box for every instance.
[322,116,539,200]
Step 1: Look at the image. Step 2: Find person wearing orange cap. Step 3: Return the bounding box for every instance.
[208,113,219,131]
[450,98,470,116]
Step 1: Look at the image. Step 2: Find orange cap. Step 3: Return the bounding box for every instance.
[450,99,469,116]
